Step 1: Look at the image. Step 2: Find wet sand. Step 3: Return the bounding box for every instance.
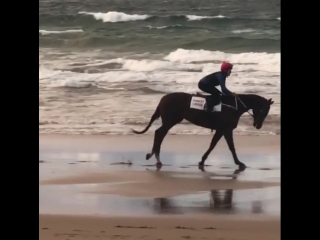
[40,214,280,240]
[39,134,280,240]
[40,170,280,198]
[39,134,280,154]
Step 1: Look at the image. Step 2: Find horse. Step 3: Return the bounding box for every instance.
[131,92,274,169]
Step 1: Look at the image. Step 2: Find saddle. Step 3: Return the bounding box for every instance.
[195,91,210,97]
[195,92,222,110]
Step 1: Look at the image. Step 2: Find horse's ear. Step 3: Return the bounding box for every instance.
[268,98,274,105]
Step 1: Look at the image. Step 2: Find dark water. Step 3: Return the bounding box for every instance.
[39,0,280,52]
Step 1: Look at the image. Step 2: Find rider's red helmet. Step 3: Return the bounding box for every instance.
[221,62,233,71]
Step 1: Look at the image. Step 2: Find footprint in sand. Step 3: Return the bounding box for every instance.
[110,161,132,165]
[114,225,155,229]
[175,226,195,230]
[203,227,217,230]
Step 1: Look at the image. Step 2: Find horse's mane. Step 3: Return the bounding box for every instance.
[235,94,268,109]
[237,94,266,102]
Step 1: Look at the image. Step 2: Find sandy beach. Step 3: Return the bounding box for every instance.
[39,134,280,240]
[40,214,280,240]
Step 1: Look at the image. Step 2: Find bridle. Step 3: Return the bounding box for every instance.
[220,93,254,118]
[235,97,254,118]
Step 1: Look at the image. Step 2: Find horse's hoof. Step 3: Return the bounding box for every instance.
[146,153,152,160]
[198,165,205,172]
[238,163,247,170]
[156,163,162,171]
[238,163,247,171]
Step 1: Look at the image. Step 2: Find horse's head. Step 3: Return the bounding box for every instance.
[252,98,274,129]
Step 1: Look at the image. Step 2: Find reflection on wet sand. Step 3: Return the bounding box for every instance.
[39,145,279,217]
[40,181,273,216]
[153,189,263,215]
[151,166,264,215]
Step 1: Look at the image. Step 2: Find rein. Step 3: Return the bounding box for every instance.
[236,97,254,117]
[217,89,254,118]
[221,94,254,118]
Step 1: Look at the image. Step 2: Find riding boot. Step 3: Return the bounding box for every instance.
[206,96,213,113]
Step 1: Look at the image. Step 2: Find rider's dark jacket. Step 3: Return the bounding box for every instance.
[198,71,232,96]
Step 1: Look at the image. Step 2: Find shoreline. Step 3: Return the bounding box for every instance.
[39,134,280,154]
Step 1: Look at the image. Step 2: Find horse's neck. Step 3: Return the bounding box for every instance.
[236,94,261,111]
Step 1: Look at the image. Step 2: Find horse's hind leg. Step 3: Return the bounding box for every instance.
[145,126,165,161]
[146,122,177,166]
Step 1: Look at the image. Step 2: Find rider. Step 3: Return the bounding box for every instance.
[198,61,237,112]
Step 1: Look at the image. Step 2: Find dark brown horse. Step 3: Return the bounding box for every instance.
[131,92,274,169]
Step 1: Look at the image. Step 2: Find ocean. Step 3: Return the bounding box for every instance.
[39,0,280,136]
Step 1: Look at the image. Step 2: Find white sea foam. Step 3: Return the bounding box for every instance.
[39,29,84,35]
[78,11,150,22]
[146,25,182,29]
[78,11,228,23]
[186,15,227,20]
[39,48,280,91]
[164,48,280,73]
[232,29,255,34]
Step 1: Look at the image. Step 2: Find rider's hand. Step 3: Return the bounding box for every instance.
[232,92,237,97]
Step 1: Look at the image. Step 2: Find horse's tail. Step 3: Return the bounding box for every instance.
[131,105,160,134]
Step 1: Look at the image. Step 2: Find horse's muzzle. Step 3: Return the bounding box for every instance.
[253,122,262,129]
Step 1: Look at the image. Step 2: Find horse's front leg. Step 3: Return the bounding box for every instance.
[199,130,223,166]
[223,129,246,169]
